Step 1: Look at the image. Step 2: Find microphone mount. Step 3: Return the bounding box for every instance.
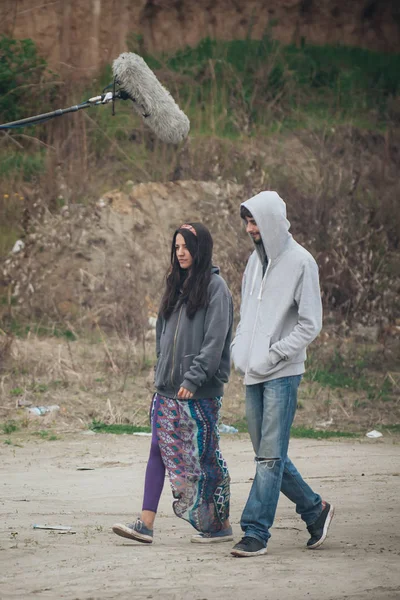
[0,81,128,130]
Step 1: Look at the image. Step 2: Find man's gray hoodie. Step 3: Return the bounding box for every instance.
[231,191,322,384]
[155,267,233,399]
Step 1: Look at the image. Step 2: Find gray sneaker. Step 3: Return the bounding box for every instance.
[231,536,267,557]
[306,501,335,549]
[112,518,153,544]
[191,526,234,544]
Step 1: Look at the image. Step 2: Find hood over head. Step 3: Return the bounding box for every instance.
[241,191,292,262]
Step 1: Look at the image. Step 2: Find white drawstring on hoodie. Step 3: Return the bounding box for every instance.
[257,263,270,300]
[249,260,270,300]
[250,262,259,296]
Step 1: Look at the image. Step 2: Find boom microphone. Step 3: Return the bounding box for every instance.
[0,53,191,142]
[112,53,190,145]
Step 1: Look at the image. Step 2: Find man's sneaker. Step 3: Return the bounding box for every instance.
[112,518,153,544]
[231,536,267,557]
[191,526,233,544]
[307,501,335,549]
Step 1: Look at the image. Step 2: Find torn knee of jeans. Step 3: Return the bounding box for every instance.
[255,457,280,469]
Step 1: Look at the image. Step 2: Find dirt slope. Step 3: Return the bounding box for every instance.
[1,180,246,331]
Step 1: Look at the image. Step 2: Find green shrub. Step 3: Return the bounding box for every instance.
[0,151,45,180]
[145,37,400,134]
[1,420,19,434]
[0,36,56,124]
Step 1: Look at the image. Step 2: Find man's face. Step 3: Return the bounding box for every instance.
[245,216,262,244]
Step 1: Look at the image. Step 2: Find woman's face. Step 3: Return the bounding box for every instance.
[175,233,193,270]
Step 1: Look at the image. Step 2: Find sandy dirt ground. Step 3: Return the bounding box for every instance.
[1,433,400,600]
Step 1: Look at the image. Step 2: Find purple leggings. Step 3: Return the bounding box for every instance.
[142,395,165,512]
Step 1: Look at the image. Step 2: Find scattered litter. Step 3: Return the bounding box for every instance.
[27,405,60,416]
[76,467,95,471]
[82,430,96,435]
[218,424,238,434]
[148,316,157,329]
[33,525,74,532]
[366,430,383,439]
[17,398,32,408]
[315,418,334,428]
[132,432,151,436]
[12,240,25,254]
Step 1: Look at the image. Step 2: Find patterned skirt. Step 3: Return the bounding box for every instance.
[152,393,230,533]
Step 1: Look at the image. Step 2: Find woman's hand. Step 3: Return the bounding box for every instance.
[177,386,194,400]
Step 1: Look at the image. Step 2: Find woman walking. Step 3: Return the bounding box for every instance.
[112,222,234,544]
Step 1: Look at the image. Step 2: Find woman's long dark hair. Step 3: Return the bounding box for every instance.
[160,222,213,320]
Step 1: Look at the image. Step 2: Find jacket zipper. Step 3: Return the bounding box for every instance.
[245,262,271,379]
[170,305,183,387]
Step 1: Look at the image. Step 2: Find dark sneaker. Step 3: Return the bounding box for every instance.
[191,526,233,544]
[112,518,153,544]
[307,501,335,549]
[231,536,267,557]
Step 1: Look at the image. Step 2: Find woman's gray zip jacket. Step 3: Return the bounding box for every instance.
[154,268,233,400]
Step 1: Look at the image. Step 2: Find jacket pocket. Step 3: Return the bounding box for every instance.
[247,336,282,378]
[231,341,246,375]
[154,353,169,389]
[181,354,196,380]
[248,354,283,378]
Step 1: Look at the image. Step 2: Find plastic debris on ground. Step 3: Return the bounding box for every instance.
[12,240,25,254]
[26,405,60,416]
[33,525,74,532]
[218,423,239,434]
[366,430,383,438]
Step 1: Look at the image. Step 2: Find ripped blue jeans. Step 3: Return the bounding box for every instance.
[241,375,322,546]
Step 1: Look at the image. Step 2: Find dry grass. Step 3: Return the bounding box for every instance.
[0,331,13,370]
[0,332,238,432]
[0,333,154,430]
[0,330,398,437]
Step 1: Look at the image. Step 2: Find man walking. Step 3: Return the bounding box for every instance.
[231,191,334,558]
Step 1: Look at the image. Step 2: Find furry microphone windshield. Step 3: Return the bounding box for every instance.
[112,53,190,144]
